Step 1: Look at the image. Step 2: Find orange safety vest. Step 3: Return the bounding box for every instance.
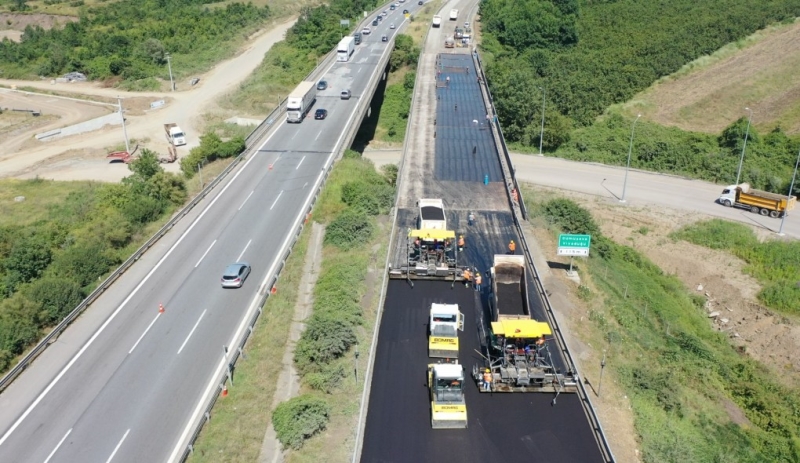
[463,270,472,281]
[509,241,516,252]
[483,371,492,383]
[458,236,465,247]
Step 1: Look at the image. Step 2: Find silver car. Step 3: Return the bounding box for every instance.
[221,262,251,288]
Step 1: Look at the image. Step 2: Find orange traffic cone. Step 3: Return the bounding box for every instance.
[222,385,228,397]
[270,287,277,295]
[159,303,165,314]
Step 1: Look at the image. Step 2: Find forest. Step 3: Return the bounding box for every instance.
[480,0,800,193]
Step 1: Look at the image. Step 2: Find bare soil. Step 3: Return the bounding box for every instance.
[0,13,77,31]
[522,184,800,460]
[627,21,800,134]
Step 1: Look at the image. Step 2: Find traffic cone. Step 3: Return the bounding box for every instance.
[222,385,228,397]
[270,287,277,295]
[159,303,165,314]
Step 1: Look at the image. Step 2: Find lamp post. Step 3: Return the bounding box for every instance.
[117,96,130,154]
[620,114,642,203]
[735,107,753,185]
[538,86,546,156]
[165,53,174,92]
[778,146,800,236]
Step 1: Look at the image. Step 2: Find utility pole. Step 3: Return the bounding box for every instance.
[166,53,174,92]
[538,86,546,156]
[117,96,130,153]
[735,107,753,185]
[778,146,800,236]
[620,114,642,203]
[597,350,607,397]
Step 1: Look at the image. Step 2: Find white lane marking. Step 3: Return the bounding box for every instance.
[177,310,207,355]
[269,191,284,211]
[296,156,305,170]
[195,240,217,268]
[128,313,161,355]
[237,240,252,262]
[358,68,362,73]
[291,130,299,140]
[315,131,323,141]
[0,112,273,448]
[169,46,375,463]
[238,190,254,210]
[43,428,71,463]
[105,429,130,463]
[303,182,308,189]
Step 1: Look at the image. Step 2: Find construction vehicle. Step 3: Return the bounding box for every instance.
[427,362,468,428]
[106,144,140,164]
[718,183,796,218]
[472,255,578,393]
[429,303,464,358]
[164,123,186,146]
[417,198,447,230]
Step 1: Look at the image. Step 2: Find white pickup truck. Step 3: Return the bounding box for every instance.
[164,123,186,146]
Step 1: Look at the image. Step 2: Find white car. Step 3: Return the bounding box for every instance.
[362,27,371,35]
[390,23,395,29]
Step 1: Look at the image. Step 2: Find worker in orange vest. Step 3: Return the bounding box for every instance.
[462,268,472,287]
[508,240,516,254]
[458,235,465,251]
[474,272,482,292]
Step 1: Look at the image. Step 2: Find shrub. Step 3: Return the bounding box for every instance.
[50,241,114,287]
[539,198,600,235]
[294,314,357,374]
[324,209,373,248]
[304,363,346,394]
[0,294,40,355]
[25,277,85,326]
[272,395,330,450]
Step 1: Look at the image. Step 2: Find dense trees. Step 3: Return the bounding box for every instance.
[0,0,271,81]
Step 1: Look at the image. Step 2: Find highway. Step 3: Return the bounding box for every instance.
[0,8,412,462]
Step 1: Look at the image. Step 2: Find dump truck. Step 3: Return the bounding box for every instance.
[718,183,796,218]
[429,303,464,358]
[164,123,186,146]
[427,363,468,428]
[286,81,317,123]
[417,198,446,230]
[432,15,441,27]
[471,255,578,393]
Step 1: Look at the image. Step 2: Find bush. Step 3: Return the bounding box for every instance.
[304,363,346,393]
[25,277,85,326]
[539,198,600,235]
[49,241,114,287]
[324,209,373,248]
[294,314,357,374]
[272,395,330,450]
[0,294,40,356]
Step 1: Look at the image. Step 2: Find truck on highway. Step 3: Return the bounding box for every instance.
[429,303,464,358]
[718,183,796,218]
[449,9,458,20]
[417,198,447,230]
[286,81,317,123]
[472,255,578,393]
[337,36,355,62]
[427,363,468,428]
[444,36,454,48]
[164,123,186,146]
[432,15,441,27]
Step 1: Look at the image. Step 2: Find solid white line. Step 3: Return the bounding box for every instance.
[238,190,254,210]
[0,116,269,448]
[43,428,71,463]
[195,240,217,268]
[269,191,284,211]
[105,429,130,463]
[296,156,306,170]
[169,43,377,463]
[177,309,207,355]
[128,313,161,355]
[315,131,323,141]
[237,240,252,262]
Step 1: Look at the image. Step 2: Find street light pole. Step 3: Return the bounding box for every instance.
[778,146,800,236]
[620,114,642,203]
[166,53,174,92]
[735,107,753,185]
[117,96,130,153]
[538,86,546,156]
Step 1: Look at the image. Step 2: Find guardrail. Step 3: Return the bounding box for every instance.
[472,51,615,462]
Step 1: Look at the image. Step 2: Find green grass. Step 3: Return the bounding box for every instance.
[531,197,800,462]
[671,219,800,315]
[0,179,99,227]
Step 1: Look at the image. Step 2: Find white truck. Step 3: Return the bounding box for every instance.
[286,81,317,123]
[417,198,446,230]
[432,15,441,27]
[337,36,355,62]
[163,123,186,146]
[429,303,464,358]
[449,9,458,20]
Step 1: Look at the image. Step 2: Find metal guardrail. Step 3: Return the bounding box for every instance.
[472,51,615,462]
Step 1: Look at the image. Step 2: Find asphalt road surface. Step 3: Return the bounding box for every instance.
[0,11,410,462]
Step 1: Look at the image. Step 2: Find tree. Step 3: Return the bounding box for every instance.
[3,234,52,294]
[26,277,85,326]
[128,148,162,180]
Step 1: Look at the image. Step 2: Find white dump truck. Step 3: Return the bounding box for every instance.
[163,123,186,146]
[417,198,446,230]
[337,36,355,62]
[286,81,317,123]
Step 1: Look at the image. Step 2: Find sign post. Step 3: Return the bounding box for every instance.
[557,234,591,275]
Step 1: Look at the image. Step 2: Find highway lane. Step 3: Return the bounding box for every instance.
[511,154,800,239]
[0,10,411,462]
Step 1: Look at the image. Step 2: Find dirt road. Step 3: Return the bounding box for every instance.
[0,17,296,182]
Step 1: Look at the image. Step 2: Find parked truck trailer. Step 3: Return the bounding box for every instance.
[718,183,796,218]
[286,81,317,123]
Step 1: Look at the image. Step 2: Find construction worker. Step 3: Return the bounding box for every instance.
[454,103,458,111]
[468,211,475,226]
[458,234,465,251]
[508,240,516,255]
[483,369,492,391]
[474,272,482,292]
[462,268,472,288]
[511,188,519,203]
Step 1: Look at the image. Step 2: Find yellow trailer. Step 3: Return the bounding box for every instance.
[718,183,796,218]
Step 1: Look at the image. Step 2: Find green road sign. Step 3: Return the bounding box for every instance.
[557,234,591,256]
